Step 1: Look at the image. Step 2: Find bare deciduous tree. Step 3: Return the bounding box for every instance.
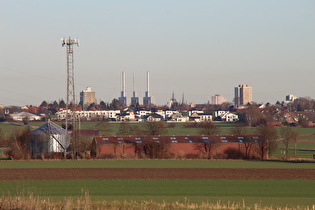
[195,138,221,159]
[144,121,168,135]
[70,133,92,159]
[245,105,262,126]
[255,125,278,159]
[230,125,254,159]
[199,121,220,135]
[135,138,170,159]
[279,126,299,157]
[6,128,32,159]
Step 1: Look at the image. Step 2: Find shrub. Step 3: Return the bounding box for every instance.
[223,147,246,159]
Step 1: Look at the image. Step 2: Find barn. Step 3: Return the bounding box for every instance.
[91,135,264,159]
[30,121,70,158]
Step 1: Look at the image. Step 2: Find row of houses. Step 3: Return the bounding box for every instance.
[7,107,239,123]
[54,109,239,122]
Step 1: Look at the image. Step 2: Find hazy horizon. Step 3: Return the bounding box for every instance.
[1,1,314,106]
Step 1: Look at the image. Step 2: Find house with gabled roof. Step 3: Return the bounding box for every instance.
[214,110,239,122]
[145,113,163,122]
[189,112,212,122]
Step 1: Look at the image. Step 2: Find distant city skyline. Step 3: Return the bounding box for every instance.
[1,1,314,106]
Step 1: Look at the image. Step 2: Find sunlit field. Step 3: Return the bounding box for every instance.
[1,179,315,208]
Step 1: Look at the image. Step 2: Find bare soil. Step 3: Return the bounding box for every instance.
[1,168,315,181]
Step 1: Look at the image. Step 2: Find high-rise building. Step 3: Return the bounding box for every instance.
[234,84,252,106]
[285,94,297,102]
[80,86,96,110]
[211,94,227,105]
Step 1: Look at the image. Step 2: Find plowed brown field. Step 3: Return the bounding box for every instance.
[1,168,315,181]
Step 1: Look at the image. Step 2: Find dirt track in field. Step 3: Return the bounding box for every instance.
[1,168,315,181]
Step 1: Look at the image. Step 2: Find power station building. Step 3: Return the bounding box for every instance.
[118,71,152,107]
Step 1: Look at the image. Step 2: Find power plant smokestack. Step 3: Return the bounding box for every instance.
[146,71,150,96]
[122,71,126,97]
[118,71,127,105]
[143,71,152,106]
[131,72,139,106]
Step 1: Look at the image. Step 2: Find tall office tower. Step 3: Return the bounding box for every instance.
[130,73,139,106]
[118,71,127,106]
[234,84,252,106]
[143,71,152,106]
[211,94,228,105]
[285,94,297,102]
[80,86,96,110]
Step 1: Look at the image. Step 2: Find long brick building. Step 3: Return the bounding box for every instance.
[92,135,265,159]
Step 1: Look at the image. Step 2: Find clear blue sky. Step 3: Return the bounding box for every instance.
[1,0,314,106]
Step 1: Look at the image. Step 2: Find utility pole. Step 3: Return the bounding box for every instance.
[61,37,79,158]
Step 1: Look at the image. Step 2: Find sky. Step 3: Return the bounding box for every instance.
[1,0,315,106]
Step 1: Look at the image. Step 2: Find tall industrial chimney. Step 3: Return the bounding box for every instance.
[146,71,150,97]
[131,72,139,106]
[122,71,126,97]
[118,71,127,105]
[143,71,152,106]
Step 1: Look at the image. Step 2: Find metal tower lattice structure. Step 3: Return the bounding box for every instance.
[61,37,79,154]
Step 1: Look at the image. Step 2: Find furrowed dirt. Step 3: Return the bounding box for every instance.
[1,168,315,181]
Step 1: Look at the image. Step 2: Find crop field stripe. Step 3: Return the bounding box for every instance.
[1,168,315,181]
[1,180,315,197]
[1,180,315,207]
[1,160,315,169]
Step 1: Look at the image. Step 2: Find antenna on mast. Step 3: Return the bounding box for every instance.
[61,36,79,158]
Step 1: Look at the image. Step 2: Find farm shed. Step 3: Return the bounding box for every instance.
[91,135,265,159]
[30,121,70,157]
[10,111,42,121]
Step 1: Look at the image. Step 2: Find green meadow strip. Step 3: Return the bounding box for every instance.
[1,180,315,207]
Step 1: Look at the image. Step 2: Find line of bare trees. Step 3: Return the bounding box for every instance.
[0,119,301,160]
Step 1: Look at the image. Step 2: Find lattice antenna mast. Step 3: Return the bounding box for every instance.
[61,37,79,154]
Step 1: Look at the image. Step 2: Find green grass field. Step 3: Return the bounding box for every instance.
[1,121,314,135]
[0,159,315,169]
[1,180,315,208]
[1,159,315,208]
[1,121,315,136]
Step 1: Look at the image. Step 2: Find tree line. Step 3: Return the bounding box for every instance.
[0,120,300,160]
